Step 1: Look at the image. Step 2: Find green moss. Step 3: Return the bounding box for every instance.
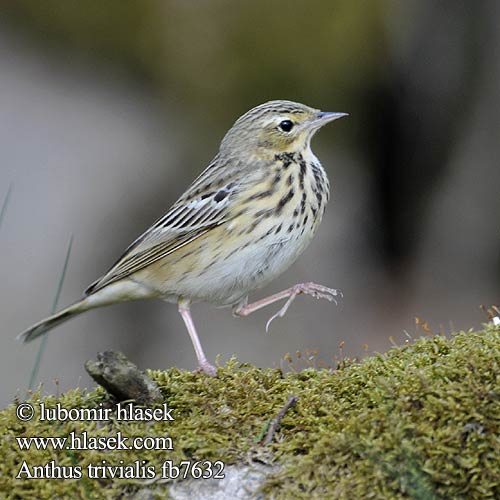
[1,324,499,499]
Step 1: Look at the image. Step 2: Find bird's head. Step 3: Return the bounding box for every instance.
[221,100,347,158]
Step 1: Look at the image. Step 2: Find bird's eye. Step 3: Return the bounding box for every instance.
[278,120,294,132]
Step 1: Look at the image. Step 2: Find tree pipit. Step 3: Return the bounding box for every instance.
[18,100,347,376]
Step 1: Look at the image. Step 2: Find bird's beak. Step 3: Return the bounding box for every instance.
[314,111,349,127]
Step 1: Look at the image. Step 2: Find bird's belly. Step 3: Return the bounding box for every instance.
[134,222,315,306]
[197,233,311,305]
[190,239,308,305]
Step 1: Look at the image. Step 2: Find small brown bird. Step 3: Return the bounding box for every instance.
[18,100,347,376]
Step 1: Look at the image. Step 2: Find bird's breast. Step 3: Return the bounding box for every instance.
[133,151,330,306]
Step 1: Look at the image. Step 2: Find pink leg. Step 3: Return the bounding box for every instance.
[178,299,217,376]
[233,282,341,331]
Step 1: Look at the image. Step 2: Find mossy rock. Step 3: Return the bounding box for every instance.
[1,324,499,499]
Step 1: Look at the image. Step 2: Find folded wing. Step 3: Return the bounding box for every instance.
[85,157,240,295]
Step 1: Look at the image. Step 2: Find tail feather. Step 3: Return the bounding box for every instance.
[17,300,89,343]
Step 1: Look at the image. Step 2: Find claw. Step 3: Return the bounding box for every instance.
[265,292,297,332]
[265,311,280,332]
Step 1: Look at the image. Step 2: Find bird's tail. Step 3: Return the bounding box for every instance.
[17,299,91,343]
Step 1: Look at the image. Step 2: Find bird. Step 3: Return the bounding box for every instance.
[18,100,347,376]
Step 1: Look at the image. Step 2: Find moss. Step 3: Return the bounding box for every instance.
[1,324,499,499]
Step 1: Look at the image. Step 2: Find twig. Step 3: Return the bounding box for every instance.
[261,395,298,445]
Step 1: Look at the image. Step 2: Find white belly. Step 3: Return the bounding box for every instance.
[177,224,316,306]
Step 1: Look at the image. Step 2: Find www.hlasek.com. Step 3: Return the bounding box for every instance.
[15,402,225,480]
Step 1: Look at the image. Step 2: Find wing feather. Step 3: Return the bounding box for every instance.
[85,155,243,295]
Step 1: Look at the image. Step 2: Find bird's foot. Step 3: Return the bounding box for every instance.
[233,281,341,331]
[195,361,218,377]
[265,282,342,331]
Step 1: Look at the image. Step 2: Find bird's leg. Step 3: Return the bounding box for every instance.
[178,299,217,377]
[233,282,341,332]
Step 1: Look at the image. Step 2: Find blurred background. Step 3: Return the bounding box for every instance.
[1,1,499,407]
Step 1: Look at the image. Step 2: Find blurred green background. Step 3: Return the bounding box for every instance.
[1,1,499,406]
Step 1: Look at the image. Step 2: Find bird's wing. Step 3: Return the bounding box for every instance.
[85,156,242,295]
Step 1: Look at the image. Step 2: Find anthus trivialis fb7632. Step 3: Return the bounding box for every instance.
[18,100,347,376]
